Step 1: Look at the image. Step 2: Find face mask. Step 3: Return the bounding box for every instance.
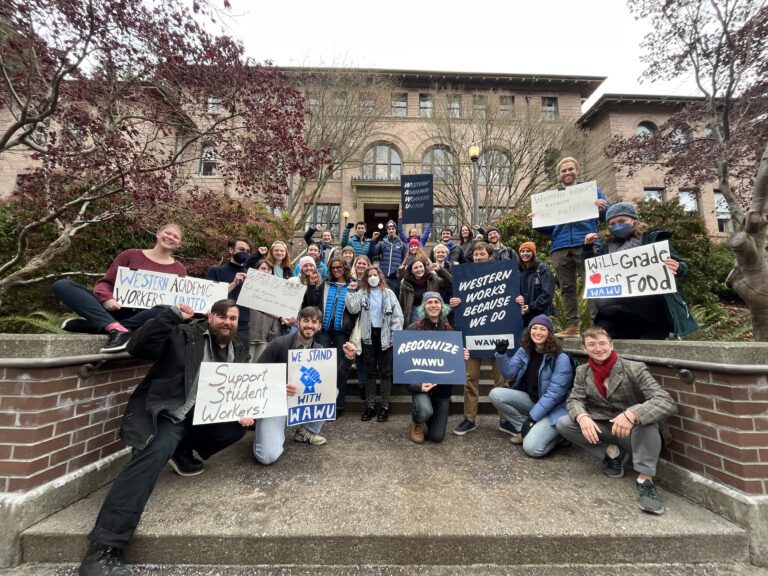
[367,276,380,287]
[609,223,634,239]
[233,251,250,265]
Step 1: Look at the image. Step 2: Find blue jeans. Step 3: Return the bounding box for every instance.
[250,415,324,465]
[53,278,165,333]
[316,330,349,410]
[489,388,561,458]
[411,392,450,443]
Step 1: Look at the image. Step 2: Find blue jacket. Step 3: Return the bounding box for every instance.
[341,228,372,256]
[371,235,406,276]
[494,348,573,425]
[536,186,609,253]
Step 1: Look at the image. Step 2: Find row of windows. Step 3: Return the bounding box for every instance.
[401,93,558,119]
[643,188,732,232]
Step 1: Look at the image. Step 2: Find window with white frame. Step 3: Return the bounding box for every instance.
[446,94,462,118]
[714,191,732,233]
[206,97,222,113]
[499,95,515,117]
[478,149,512,187]
[362,143,402,180]
[391,93,408,117]
[429,206,459,243]
[422,146,455,180]
[678,189,699,213]
[359,95,375,114]
[419,93,433,118]
[541,97,558,120]
[473,95,487,118]
[305,203,340,234]
[199,145,217,176]
[636,121,657,138]
[643,187,665,202]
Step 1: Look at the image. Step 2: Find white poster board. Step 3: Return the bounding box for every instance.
[113,267,228,313]
[287,348,337,425]
[193,362,287,424]
[583,240,678,299]
[531,180,600,228]
[237,270,307,318]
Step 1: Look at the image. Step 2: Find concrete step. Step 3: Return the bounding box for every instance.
[21,415,750,569]
[3,562,766,576]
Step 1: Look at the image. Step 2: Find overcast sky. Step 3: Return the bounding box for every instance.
[221,0,699,111]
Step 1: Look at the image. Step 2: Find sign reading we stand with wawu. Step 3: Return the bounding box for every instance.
[113,267,229,313]
[583,240,678,299]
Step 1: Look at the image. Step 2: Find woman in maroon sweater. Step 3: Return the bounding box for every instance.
[53,223,186,353]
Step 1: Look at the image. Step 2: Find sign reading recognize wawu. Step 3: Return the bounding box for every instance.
[113,267,229,313]
[531,180,599,229]
[193,362,287,425]
[393,330,467,385]
[287,348,337,425]
[237,270,307,319]
[583,240,678,299]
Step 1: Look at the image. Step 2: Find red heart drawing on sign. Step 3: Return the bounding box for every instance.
[589,273,601,284]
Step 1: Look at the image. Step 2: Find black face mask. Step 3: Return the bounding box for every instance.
[232,251,250,265]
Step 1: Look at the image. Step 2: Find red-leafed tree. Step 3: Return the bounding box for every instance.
[606,0,768,340]
[0,0,325,299]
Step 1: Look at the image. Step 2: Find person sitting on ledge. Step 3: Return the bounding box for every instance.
[79,299,248,576]
[556,326,676,515]
[53,223,186,353]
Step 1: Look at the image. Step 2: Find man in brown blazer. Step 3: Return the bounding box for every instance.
[556,326,676,515]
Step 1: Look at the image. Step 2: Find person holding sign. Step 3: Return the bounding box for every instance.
[406,292,468,444]
[54,223,186,353]
[583,202,696,340]
[345,266,404,422]
[241,306,330,463]
[490,315,573,456]
[556,326,676,515]
[533,157,609,337]
[248,259,284,361]
[516,242,555,327]
[78,300,248,576]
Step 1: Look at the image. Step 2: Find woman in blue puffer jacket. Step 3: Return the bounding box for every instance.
[490,314,573,458]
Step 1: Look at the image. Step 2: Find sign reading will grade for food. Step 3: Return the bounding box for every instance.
[583,240,677,299]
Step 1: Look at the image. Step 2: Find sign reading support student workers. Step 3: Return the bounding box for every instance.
[237,269,307,319]
[193,362,287,425]
[583,240,678,299]
[452,260,522,358]
[531,180,599,228]
[287,348,337,425]
[113,267,228,313]
[401,174,433,224]
[393,330,466,385]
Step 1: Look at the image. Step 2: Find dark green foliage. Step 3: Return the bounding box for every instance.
[0,310,65,334]
[494,208,551,256]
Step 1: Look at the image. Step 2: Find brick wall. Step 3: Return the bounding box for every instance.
[0,359,149,492]
[651,365,768,494]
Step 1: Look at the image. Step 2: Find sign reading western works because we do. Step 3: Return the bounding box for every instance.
[113,267,228,313]
[583,240,678,299]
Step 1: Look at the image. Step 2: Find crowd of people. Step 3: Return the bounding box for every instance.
[58,156,691,576]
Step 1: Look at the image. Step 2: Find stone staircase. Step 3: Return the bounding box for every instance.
[7,414,764,575]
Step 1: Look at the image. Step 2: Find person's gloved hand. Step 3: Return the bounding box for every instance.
[520,417,536,438]
[494,339,509,355]
[346,222,355,229]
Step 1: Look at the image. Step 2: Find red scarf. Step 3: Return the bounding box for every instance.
[588,350,618,398]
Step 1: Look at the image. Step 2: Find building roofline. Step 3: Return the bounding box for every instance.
[578,92,707,126]
[279,66,606,98]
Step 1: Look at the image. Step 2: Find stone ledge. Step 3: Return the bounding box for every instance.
[0,335,109,359]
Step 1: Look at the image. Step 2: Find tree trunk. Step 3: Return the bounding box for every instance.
[727,215,768,341]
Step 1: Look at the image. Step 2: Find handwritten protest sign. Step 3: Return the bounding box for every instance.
[583,240,677,299]
[531,180,599,228]
[113,267,228,313]
[237,269,307,318]
[452,260,522,358]
[193,362,287,425]
[401,174,433,224]
[287,348,337,425]
[393,330,466,385]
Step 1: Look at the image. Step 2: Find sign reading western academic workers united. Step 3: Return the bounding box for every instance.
[113,267,228,313]
[452,260,522,358]
[531,180,599,229]
[392,330,467,385]
[583,240,678,299]
[400,174,433,224]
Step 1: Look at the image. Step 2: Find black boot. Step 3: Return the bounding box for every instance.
[79,541,132,576]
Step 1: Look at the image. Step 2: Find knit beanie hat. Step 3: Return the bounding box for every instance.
[529,314,555,333]
[422,291,444,305]
[606,202,639,222]
[299,256,315,269]
[519,241,537,254]
[486,226,501,235]
[386,220,397,229]
[409,238,422,248]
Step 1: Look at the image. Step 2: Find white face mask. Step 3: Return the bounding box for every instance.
[367,276,380,287]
